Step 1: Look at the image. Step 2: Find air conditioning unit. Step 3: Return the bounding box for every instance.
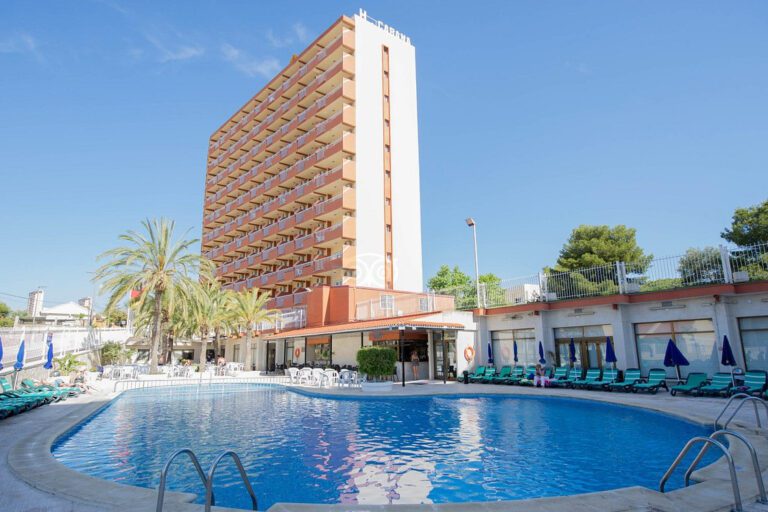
[733,271,750,283]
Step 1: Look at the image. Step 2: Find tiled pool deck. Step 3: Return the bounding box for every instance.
[3,377,768,512]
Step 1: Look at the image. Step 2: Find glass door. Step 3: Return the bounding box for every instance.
[433,331,457,380]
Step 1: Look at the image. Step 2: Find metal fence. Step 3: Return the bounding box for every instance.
[433,242,768,310]
[0,326,131,371]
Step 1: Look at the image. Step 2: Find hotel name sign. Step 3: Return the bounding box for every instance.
[358,9,412,45]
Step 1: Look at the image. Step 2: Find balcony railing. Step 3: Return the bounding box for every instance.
[209,34,343,151]
[434,242,768,310]
[355,293,455,321]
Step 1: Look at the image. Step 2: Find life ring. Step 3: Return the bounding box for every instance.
[464,346,475,362]
[294,348,301,358]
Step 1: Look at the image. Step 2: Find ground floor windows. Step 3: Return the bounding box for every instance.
[739,316,768,371]
[306,336,331,366]
[554,325,613,369]
[232,344,240,363]
[635,319,716,378]
[284,339,295,366]
[491,329,536,366]
[265,341,276,372]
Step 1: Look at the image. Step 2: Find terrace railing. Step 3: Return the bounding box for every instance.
[433,242,768,310]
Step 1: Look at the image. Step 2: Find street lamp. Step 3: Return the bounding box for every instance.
[465,218,482,308]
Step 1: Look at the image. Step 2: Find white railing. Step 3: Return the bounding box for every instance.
[0,327,131,371]
[435,242,768,310]
[113,375,290,392]
[355,292,455,320]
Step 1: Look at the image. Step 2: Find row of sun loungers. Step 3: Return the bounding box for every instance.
[460,365,768,397]
[0,377,83,420]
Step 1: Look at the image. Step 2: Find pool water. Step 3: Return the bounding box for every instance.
[53,385,713,509]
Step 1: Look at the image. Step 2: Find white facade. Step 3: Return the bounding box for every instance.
[353,11,423,292]
[27,289,44,317]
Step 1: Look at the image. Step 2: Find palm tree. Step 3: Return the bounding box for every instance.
[188,279,231,366]
[229,288,276,371]
[94,218,205,374]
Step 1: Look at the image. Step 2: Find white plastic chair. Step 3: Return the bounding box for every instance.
[298,367,313,385]
[288,367,300,384]
[311,368,326,387]
[323,369,339,387]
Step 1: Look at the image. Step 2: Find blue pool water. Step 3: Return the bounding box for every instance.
[53,385,713,509]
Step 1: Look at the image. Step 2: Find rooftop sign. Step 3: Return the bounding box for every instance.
[358,8,411,44]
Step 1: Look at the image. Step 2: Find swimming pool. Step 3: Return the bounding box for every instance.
[53,385,713,510]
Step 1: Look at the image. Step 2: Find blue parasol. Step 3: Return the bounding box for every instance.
[513,340,518,364]
[568,338,577,366]
[44,333,54,370]
[721,335,736,367]
[605,337,617,368]
[538,341,546,365]
[487,341,494,365]
[14,339,25,371]
[663,339,689,382]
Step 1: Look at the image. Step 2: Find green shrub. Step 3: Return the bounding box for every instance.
[356,347,396,381]
[54,353,85,375]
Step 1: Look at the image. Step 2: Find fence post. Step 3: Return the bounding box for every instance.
[538,272,548,301]
[719,245,733,284]
[616,261,627,294]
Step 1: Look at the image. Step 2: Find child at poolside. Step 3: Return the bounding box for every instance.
[533,364,550,388]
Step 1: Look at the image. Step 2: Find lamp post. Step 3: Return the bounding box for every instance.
[465,218,482,308]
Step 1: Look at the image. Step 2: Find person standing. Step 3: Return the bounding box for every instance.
[410,350,420,380]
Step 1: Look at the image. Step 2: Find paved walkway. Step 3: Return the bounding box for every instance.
[2,378,767,511]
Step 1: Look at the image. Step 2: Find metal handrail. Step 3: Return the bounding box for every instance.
[204,451,257,511]
[683,430,766,504]
[714,393,768,431]
[156,449,212,512]
[659,437,742,512]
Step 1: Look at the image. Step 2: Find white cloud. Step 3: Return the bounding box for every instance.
[265,22,310,48]
[0,32,43,62]
[221,43,280,78]
[144,33,204,62]
[293,23,309,43]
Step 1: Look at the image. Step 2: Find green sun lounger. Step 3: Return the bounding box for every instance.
[505,366,525,385]
[470,367,494,383]
[631,369,669,394]
[458,366,485,383]
[572,368,602,389]
[22,378,78,398]
[550,366,569,382]
[697,372,733,397]
[549,367,581,388]
[609,368,642,392]
[1,377,57,404]
[586,368,618,390]
[491,366,512,384]
[478,367,499,383]
[731,371,768,397]
[670,372,708,396]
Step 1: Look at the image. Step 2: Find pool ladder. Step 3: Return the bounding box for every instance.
[659,396,768,512]
[156,448,258,512]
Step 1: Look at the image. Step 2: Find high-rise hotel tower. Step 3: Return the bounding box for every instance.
[202,10,423,298]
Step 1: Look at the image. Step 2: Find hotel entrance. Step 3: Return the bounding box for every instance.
[265,341,276,372]
[433,330,457,381]
[370,329,429,382]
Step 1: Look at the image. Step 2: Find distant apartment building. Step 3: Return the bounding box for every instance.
[27,289,44,317]
[202,10,423,298]
[78,297,92,311]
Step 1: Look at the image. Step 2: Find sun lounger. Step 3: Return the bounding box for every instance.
[504,366,525,385]
[491,366,512,384]
[586,368,618,390]
[472,367,496,383]
[631,368,669,394]
[608,368,642,392]
[550,367,581,388]
[697,372,733,397]
[669,372,708,396]
[459,366,485,383]
[730,370,767,397]
[572,368,602,389]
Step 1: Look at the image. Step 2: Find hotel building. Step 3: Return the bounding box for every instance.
[202,10,423,299]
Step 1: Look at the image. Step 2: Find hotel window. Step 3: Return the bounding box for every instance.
[491,329,536,366]
[386,225,392,233]
[385,145,391,152]
[634,320,716,378]
[232,344,241,363]
[739,317,768,371]
[380,294,394,310]
[386,253,392,263]
[554,325,613,369]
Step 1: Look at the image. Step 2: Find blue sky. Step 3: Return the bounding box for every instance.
[1,0,766,311]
